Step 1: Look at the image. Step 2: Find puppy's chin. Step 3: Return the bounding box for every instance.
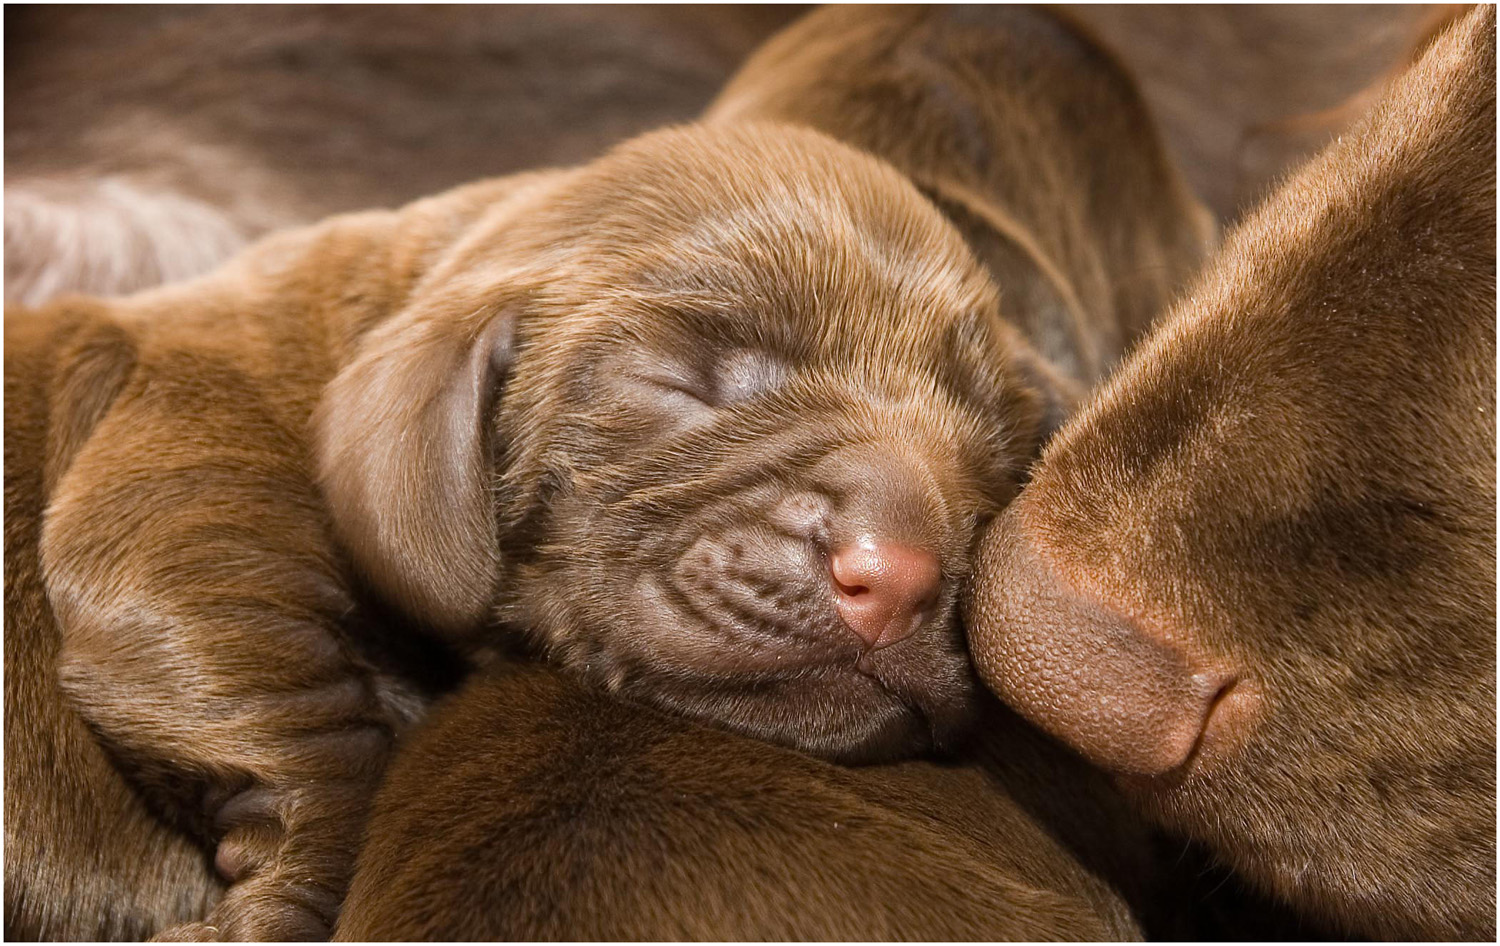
[625,669,958,764]
[544,583,982,764]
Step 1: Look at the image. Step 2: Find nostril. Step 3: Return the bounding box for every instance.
[833,577,870,598]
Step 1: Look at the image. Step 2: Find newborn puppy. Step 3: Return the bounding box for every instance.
[318,2,1214,767]
[966,6,1495,940]
[9,123,1061,939]
[333,7,1218,940]
[317,124,1063,763]
[335,662,1151,941]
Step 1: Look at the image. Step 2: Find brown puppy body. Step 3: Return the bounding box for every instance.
[7,6,1212,939]
[4,181,519,939]
[967,7,1496,939]
[19,6,1444,306]
[335,663,1148,941]
[5,311,224,939]
[8,123,1063,937]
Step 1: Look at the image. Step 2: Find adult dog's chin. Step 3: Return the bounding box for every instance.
[623,666,971,764]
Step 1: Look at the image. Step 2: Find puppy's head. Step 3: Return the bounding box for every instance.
[319,124,1067,762]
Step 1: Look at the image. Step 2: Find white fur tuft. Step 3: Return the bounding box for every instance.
[5,177,251,306]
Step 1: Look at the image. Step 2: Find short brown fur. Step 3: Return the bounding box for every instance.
[967,7,1496,939]
[335,662,1151,941]
[5,5,1209,938]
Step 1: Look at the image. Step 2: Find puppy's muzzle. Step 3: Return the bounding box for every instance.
[683,441,950,655]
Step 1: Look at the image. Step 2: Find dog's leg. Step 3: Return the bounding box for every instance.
[41,355,405,940]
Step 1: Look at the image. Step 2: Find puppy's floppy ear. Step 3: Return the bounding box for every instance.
[315,276,523,637]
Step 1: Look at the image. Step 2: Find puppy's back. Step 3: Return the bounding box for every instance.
[336,663,1146,941]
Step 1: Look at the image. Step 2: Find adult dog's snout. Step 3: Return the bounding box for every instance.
[966,504,1245,777]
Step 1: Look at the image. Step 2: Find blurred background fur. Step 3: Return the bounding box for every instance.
[5,4,1457,305]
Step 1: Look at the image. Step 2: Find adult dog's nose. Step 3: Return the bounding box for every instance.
[965,504,1242,776]
[829,542,942,649]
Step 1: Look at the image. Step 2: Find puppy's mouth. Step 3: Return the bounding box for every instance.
[596,530,977,763]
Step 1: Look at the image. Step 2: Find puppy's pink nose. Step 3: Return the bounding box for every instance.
[829,543,942,649]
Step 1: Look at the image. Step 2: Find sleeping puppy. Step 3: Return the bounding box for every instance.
[966,6,1495,940]
[316,125,1059,763]
[8,6,1211,938]
[10,124,1055,940]
[334,661,1152,941]
[332,8,1218,939]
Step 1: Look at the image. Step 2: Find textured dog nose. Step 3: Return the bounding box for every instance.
[829,542,942,649]
[965,504,1243,776]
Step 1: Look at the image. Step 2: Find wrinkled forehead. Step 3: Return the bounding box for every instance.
[549,124,995,358]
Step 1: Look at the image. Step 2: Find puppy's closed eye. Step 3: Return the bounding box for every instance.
[629,347,789,414]
[633,363,714,413]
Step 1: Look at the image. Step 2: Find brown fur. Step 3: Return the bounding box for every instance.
[0,124,1054,943]
[6,310,224,940]
[313,126,1056,764]
[334,661,1151,941]
[966,7,1496,939]
[707,4,1214,387]
[5,6,1210,939]
[333,8,1219,939]
[1069,4,1471,221]
[4,5,805,305]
